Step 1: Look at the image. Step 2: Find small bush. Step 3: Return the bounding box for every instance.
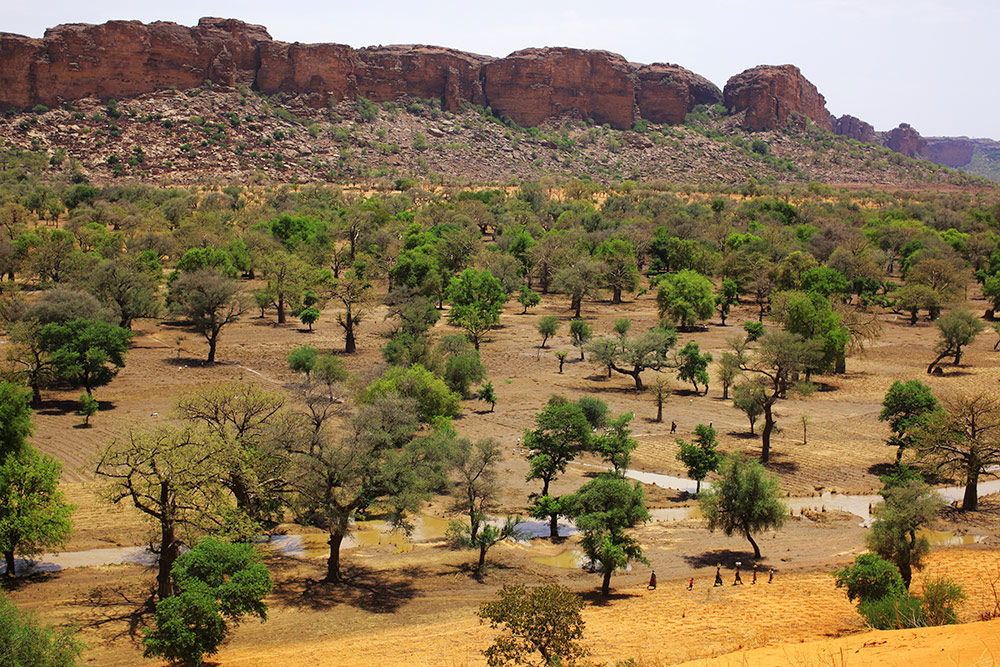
[858,594,925,630]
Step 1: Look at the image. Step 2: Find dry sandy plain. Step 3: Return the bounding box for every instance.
[6,282,1000,666]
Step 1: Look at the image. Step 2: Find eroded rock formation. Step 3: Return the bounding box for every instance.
[832,114,876,143]
[883,123,927,158]
[922,137,975,168]
[0,18,720,130]
[723,64,833,132]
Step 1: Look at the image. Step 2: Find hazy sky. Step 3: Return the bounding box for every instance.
[6,1,998,138]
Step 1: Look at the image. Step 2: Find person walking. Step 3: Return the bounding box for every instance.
[733,561,743,585]
[751,563,758,585]
[648,570,657,590]
[687,577,694,591]
[714,564,723,586]
[768,567,775,584]
[670,421,677,434]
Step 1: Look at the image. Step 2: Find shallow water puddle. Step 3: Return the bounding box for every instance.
[530,548,586,569]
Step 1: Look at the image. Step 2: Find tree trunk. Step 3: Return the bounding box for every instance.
[30,384,41,407]
[207,329,220,363]
[549,512,559,538]
[954,345,963,366]
[909,309,918,325]
[695,479,701,494]
[601,566,613,595]
[656,402,663,423]
[157,517,177,600]
[962,468,979,511]
[573,297,582,319]
[745,530,761,559]
[4,550,14,578]
[344,303,356,353]
[277,294,286,324]
[477,544,487,574]
[927,351,949,374]
[612,287,622,304]
[760,400,775,463]
[326,531,345,582]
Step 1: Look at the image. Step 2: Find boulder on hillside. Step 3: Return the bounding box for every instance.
[723,64,833,132]
[833,114,876,143]
[882,123,926,158]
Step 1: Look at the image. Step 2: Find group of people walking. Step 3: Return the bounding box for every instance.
[647,563,774,591]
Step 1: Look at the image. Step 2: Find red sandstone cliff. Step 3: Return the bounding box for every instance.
[634,63,722,125]
[723,65,833,132]
[922,137,975,168]
[0,18,725,130]
[832,114,876,143]
[883,123,927,158]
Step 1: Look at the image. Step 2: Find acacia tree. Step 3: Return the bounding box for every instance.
[569,318,592,361]
[595,238,639,304]
[172,268,245,363]
[478,584,587,667]
[914,393,1000,511]
[447,268,506,351]
[552,257,604,318]
[676,424,721,493]
[524,400,591,538]
[731,331,824,462]
[176,382,294,524]
[699,453,787,559]
[879,380,940,463]
[592,412,638,475]
[866,480,941,587]
[96,426,228,600]
[566,475,649,596]
[590,323,677,391]
[0,445,74,577]
[675,341,712,394]
[290,394,450,582]
[927,309,984,373]
[38,318,132,395]
[656,269,715,330]
[537,315,560,351]
[732,380,766,435]
[332,266,373,353]
[717,350,742,400]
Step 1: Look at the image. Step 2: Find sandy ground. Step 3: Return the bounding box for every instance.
[7,283,1000,665]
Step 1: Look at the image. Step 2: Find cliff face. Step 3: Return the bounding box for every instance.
[832,114,876,143]
[0,18,271,110]
[634,63,722,125]
[0,18,722,130]
[922,137,975,168]
[723,64,833,132]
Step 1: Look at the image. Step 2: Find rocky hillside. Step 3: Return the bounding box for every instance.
[1,86,983,188]
[1,17,995,184]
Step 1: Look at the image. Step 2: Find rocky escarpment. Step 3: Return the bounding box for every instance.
[832,114,876,143]
[723,65,833,132]
[0,18,723,130]
[922,137,976,168]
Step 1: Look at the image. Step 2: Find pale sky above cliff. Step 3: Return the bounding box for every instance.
[7,0,998,138]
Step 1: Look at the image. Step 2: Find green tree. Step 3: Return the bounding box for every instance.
[360,364,461,423]
[0,592,83,666]
[596,238,639,304]
[592,412,638,475]
[576,396,609,430]
[913,393,1000,511]
[770,290,849,375]
[332,266,373,353]
[599,324,677,391]
[478,584,586,667]
[143,538,271,666]
[0,446,74,578]
[865,479,941,587]
[676,424,721,493]
[700,453,787,558]
[5,322,58,406]
[879,380,940,463]
[447,268,507,351]
[833,553,906,604]
[567,475,649,595]
[926,309,984,373]
[525,400,591,537]
[716,278,739,325]
[675,341,712,394]
[299,306,320,330]
[553,257,604,318]
[732,380,766,435]
[38,319,132,395]
[648,376,670,423]
[96,426,229,600]
[77,393,98,426]
[287,345,319,382]
[290,394,450,582]
[0,381,33,459]
[716,351,741,400]
[477,381,497,412]
[537,315,560,351]
[656,269,716,330]
[444,350,486,398]
[171,268,245,363]
[90,254,161,329]
[569,318,592,360]
[731,331,824,462]
[894,283,940,325]
[313,354,348,399]
[555,350,568,374]
[518,286,541,314]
